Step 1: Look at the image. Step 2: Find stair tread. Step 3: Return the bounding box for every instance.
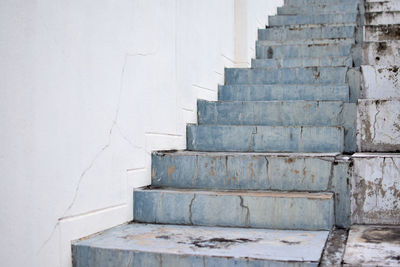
[73,223,329,264]
[154,150,341,157]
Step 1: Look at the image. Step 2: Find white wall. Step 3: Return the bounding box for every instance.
[0,1,282,266]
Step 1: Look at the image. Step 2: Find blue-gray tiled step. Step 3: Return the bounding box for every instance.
[187,125,344,152]
[133,188,334,230]
[73,223,329,267]
[225,67,347,85]
[268,13,358,26]
[258,25,355,42]
[218,84,349,102]
[284,0,360,6]
[251,56,352,69]
[278,2,360,15]
[151,151,352,227]
[197,100,344,126]
[255,43,352,59]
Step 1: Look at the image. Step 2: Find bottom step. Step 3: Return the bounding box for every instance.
[73,223,329,267]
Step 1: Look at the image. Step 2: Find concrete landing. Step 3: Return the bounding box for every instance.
[73,223,329,267]
[343,225,400,266]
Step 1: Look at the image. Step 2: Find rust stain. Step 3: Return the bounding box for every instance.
[312,174,315,183]
[285,158,296,163]
[249,162,254,178]
[168,165,175,177]
[210,167,215,176]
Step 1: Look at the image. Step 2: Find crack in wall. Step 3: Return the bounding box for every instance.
[372,102,382,143]
[38,52,155,255]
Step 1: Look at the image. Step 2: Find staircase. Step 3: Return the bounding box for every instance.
[73,0,362,266]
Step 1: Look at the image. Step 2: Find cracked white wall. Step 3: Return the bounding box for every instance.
[0,0,281,266]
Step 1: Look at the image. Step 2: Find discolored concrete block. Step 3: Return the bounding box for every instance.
[351,154,400,224]
[343,225,400,266]
[357,99,400,152]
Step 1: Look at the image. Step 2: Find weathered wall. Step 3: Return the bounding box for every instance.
[352,0,400,225]
[0,1,282,266]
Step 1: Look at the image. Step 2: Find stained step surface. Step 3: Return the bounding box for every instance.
[255,43,352,59]
[218,84,350,102]
[187,125,344,152]
[268,13,358,26]
[133,188,335,230]
[251,56,352,68]
[258,25,356,42]
[73,223,329,267]
[225,67,347,85]
[197,100,345,126]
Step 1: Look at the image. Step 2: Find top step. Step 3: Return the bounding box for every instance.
[284,0,361,6]
[278,2,360,15]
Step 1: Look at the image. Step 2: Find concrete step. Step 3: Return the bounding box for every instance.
[225,67,348,85]
[343,225,400,266]
[72,223,330,267]
[218,84,350,102]
[255,43,352,59]
[278,2,359,15]
[351,154,400,224]
[196,100,356,153]
[257,38,355,47]
[363,41,400,65]
[365,11,400,25]
[251,56,352,69]
[357,99,400,152]
[268,13,358,27]
[187,125,344,152]
[258,25,356,42]
[366,0,400,12]
[151,151,352,227]
[133,188,335,230]
[284,0,360,7]
[197,100,345,126]
[364,24,400,42]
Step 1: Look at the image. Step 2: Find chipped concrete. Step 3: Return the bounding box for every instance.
[343,225,400,266]
[357,99,400,152]
[351,154,400,224]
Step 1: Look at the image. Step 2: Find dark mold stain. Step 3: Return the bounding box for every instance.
[361,227,400,245]
[280,240,301,245]
[191,237,260,249]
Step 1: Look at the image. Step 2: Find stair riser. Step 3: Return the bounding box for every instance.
[365,12,400,25]
[366,1,400,12]
[133,190,334,230]
[256,44,352,59]
[364,25,400,42]
[72,247,319,267]
[197,100,344,126]
[278,3,359,15]
[363,42,400,65]
[269,13,358,26]
[151,152,352,227]
[251,57,352,68]
[225,67,347,85]
[218,85,349,102]
[187,125,344,153]
[258,26,355,42]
